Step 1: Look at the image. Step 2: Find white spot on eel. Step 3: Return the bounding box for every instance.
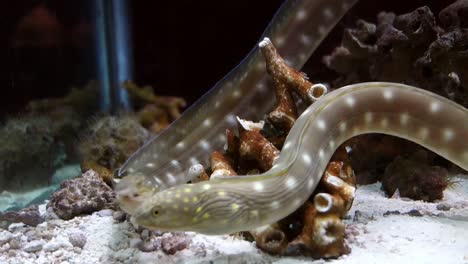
[345,96,356,107]
[383,89,394,101]
[254,182,264,192]
[430,101,441,113]
[317,119,326,130]
[303,153,312,164]
[442,128,455,142]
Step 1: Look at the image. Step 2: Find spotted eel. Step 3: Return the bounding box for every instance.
[116,0,468,234]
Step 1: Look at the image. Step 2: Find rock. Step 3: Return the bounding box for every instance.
[407,209,423,217]
[96,209,114,217]
[78,115,150,184]
[137,239,161,252]
[8,237,22,249]
[40,230,54,240]
[68,230,87,249]
[43,241,62,252]
[0,205,45,227]
[45,207,60,220]
[382,151,449,202]
[161,234,191,255]
[353,210,374,224]
[129,238,142,248]
[0,230,13,245]
[383,210,401,216]
[437,203,452,211]
[23,240,45,252]
[52,250,63,258]
[439,0,468,30]
[25,230,40,242]
[73,247,82,254]
[108,233,128,251]
[140,229,150,241]
[48,170,117,220]
[112,211,126,222]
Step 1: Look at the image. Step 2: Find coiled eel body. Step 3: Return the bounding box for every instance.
[116,0,468,235]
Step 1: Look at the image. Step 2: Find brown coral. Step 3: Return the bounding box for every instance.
[260,38,327,104]
[183,39,354,258]
[239,130,280,172]
[210,151,237,179]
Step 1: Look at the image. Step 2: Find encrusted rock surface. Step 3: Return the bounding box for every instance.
[0,205,44,227]
[79,115,150,184]
[324,3,467,107]
[382,150,449,202]
[47,170,116,220]
[323,2,467,186]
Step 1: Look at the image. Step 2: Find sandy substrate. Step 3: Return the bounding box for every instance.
[0,174,467,264]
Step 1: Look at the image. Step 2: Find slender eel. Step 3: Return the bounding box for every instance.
[117,0,358,189]
[115,0,468,234]
[122,82,467,234]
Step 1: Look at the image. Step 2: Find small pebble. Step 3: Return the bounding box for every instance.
[353,210,374,224]
[0,231,13,245]
[43,241,62,252]
[25,230,40,242]
[73,246,82,254]
[383,210,401,216]
[52,250,63,258]
[41,230,54,240]
[97,209,114,217]
[45,207,60,220]
[129,238,142,248]
[436,203,452,211]
[112,211,126,222]
[138,239,161,252]
[406,209,423,217]
[68,231,87,248]
[9,238,22,249]
[8,250,16,257]
[23,240,45,252]
[141,229,150,241]
[161,234,191,255]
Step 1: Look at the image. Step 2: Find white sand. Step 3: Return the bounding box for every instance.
[1,174,467,264]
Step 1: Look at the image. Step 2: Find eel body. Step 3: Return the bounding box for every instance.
[120,82,467,234]
[117,0,358,188]
[116,0,468,235]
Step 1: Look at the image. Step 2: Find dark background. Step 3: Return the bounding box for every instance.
[0,0,454,117]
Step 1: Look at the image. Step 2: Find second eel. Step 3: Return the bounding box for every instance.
[118,80,468,234]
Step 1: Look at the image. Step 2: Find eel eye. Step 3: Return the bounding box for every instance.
[153,210,159,216]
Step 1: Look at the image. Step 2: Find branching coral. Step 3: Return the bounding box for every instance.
[182,39,355,258]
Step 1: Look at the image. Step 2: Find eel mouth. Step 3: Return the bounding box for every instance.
[115,175,157,215]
